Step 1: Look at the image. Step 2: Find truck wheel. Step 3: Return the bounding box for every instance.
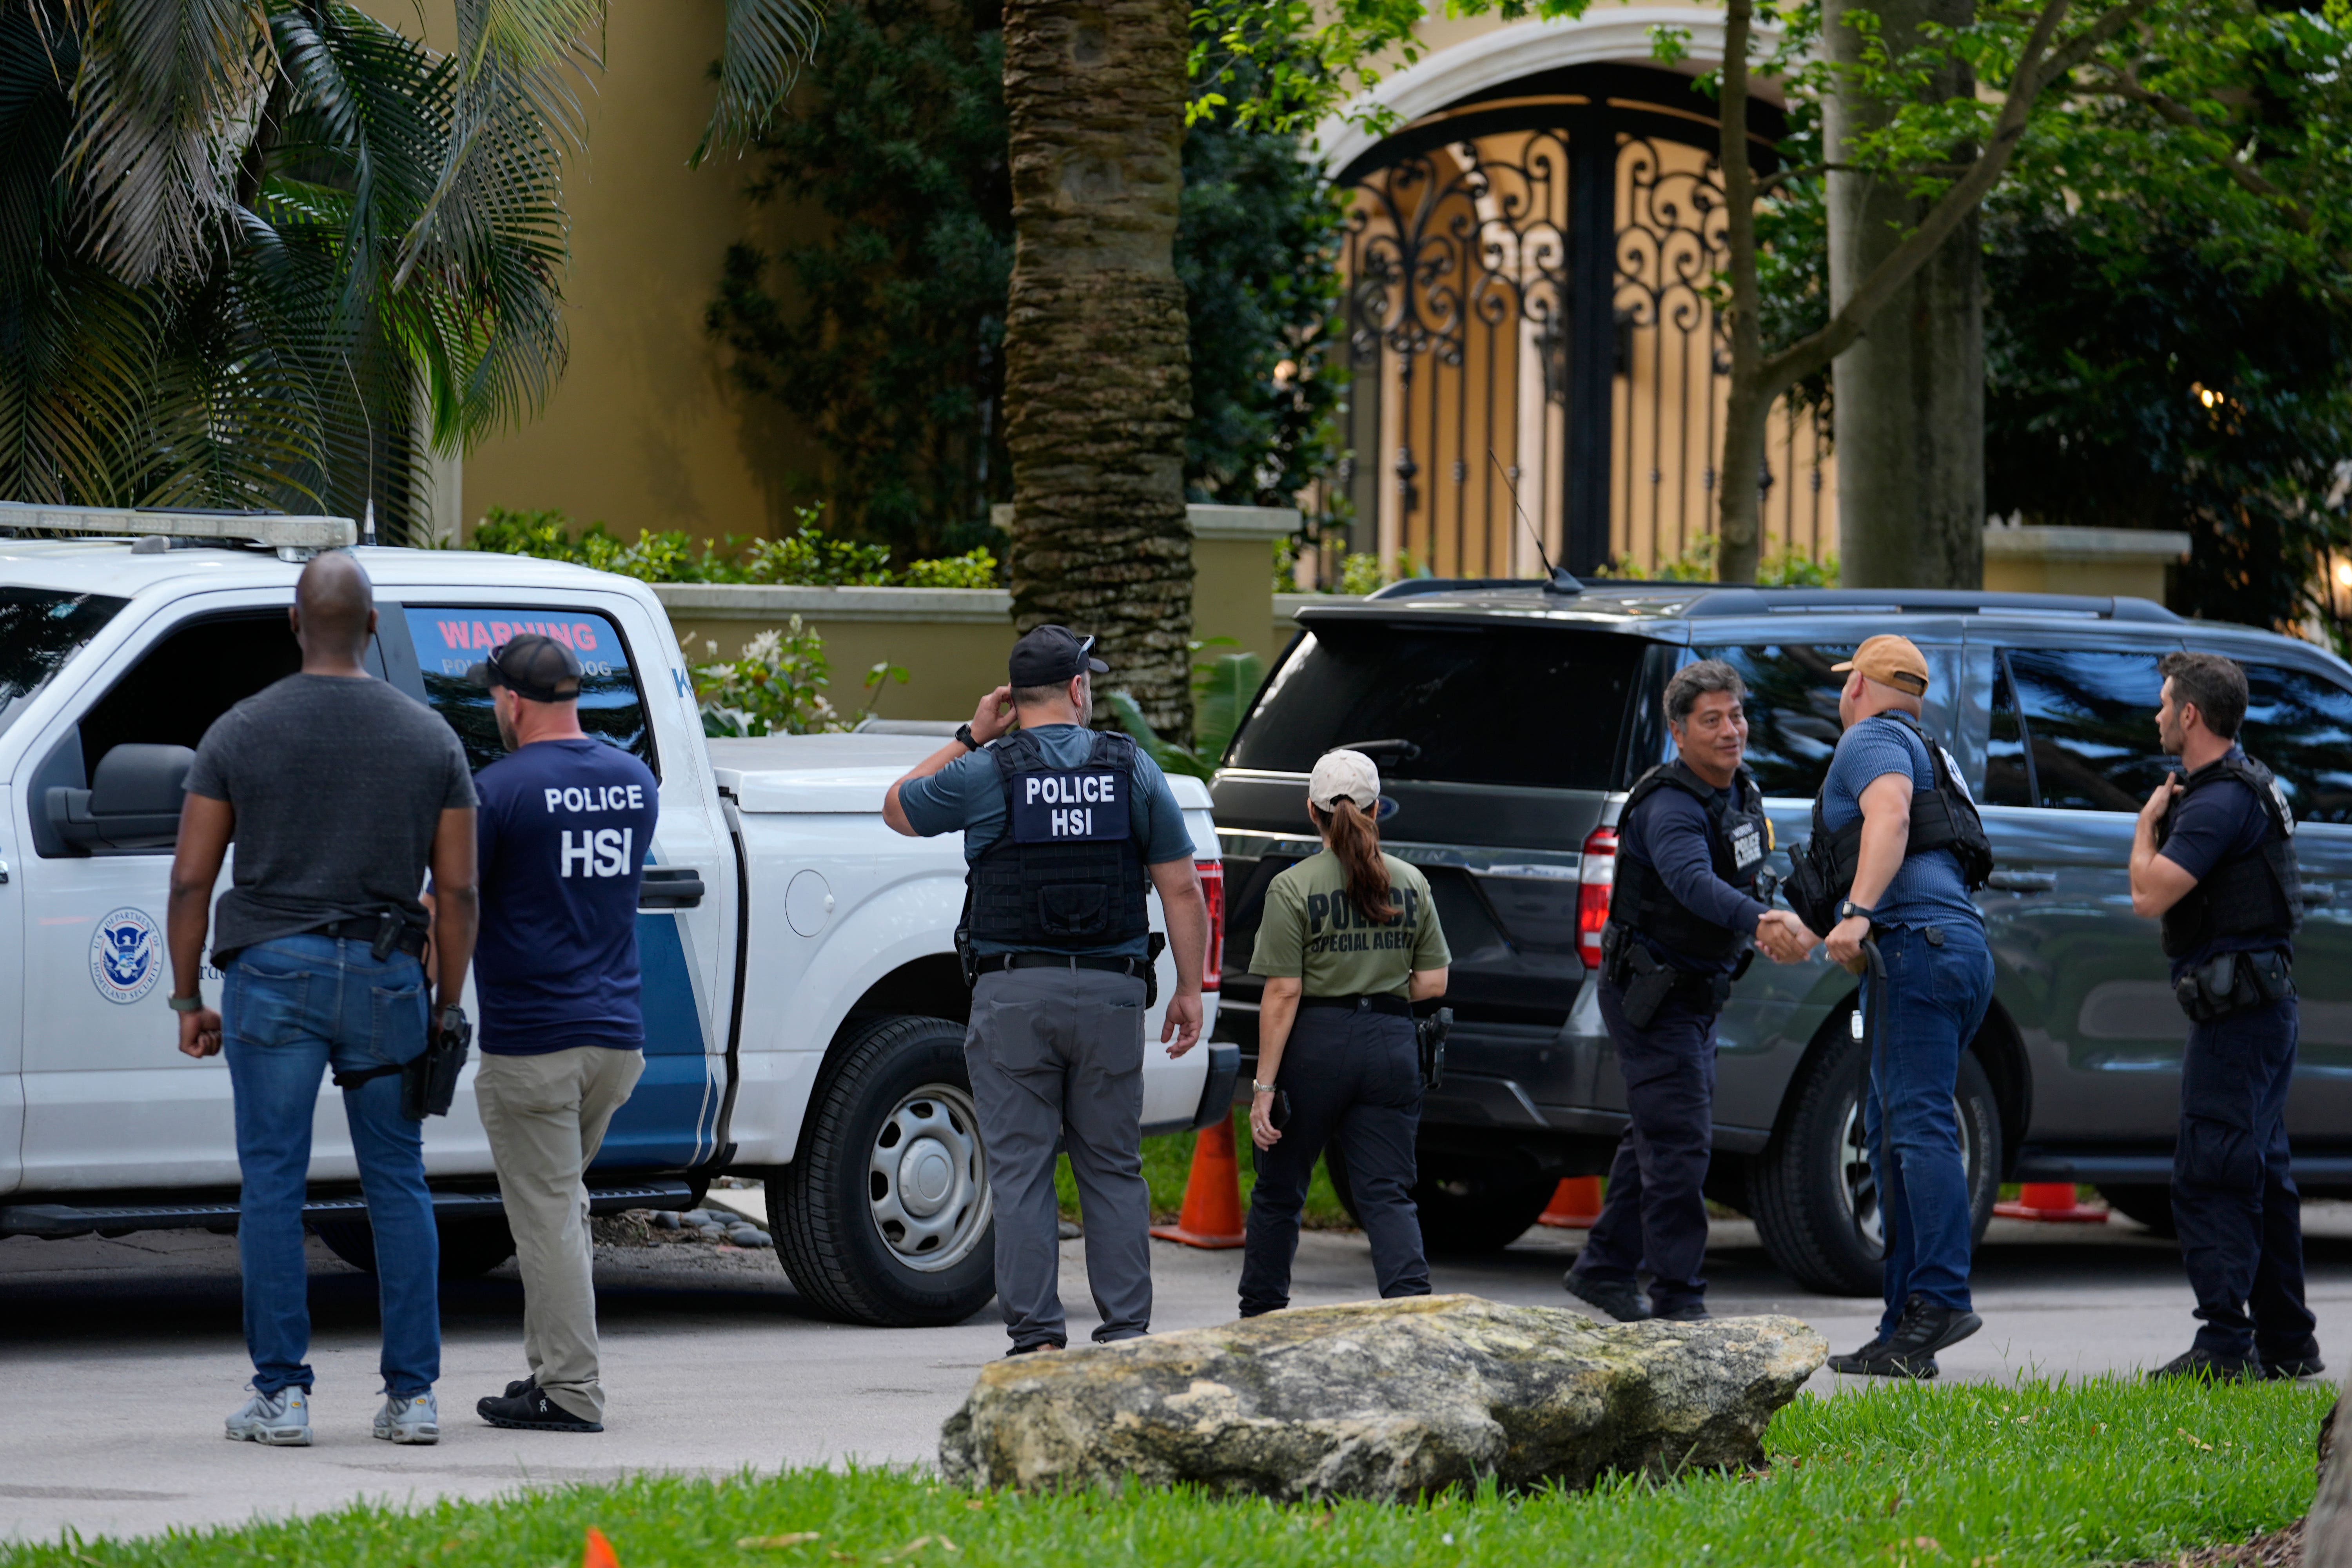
[2098,1184,2178,1237]
[313,1214,517,1280]
[770,1015,996,1327]
[1404,1154,1555,1254]
[1749,1013,2003,1296]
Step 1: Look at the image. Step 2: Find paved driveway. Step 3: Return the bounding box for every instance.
[4,1204,2348,1544]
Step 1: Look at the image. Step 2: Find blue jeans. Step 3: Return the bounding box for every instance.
[225,934,439,1397]
[1860,920,1994,1336]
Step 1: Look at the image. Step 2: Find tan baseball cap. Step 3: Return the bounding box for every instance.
[1833,634,1931,697]
[1308,749,1381,811]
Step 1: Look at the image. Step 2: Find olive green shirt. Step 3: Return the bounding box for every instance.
[1249,850,1451,998]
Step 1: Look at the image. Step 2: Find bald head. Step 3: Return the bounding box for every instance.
[290,551,377,671]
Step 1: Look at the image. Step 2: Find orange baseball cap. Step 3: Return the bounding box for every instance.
[1833,634,1931,697]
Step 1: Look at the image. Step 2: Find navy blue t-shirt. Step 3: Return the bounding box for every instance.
[473,737,661,1055]
[1619,782,1769,975]
[2158,747,2285,981]
[1819,714,1983,930]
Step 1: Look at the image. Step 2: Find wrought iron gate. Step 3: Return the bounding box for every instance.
[1334,65,1830,579]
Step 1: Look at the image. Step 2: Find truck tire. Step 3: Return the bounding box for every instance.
[1749,1013,2003,1297]
[1404,1153,1555,1254]
[770,1015,996,1327]
[2098,1184,2178,1237]
[313,1214,517,1280]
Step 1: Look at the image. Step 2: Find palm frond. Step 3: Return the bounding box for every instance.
[692,0,827,167]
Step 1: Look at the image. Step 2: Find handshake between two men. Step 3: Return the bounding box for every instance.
[1753,907,1818,967]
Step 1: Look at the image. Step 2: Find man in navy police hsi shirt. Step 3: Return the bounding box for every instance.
[464,633,658,1436]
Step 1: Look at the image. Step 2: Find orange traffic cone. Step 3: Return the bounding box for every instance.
[583,1527,621,1568]
[1150,1114,1247,1249]
[1992,1181,2109,1223]
[1537,1176,1605,1229]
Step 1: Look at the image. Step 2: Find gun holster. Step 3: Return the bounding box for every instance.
[1412,999,1451,1090]
[329,1003,470,1122]
[2175,949,2294,1022]
[1602,927,1680,1030]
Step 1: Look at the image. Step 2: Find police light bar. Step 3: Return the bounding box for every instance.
[0,502,358,550]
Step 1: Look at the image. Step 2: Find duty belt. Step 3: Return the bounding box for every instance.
[309,912,428,960]
[978,952,1148,979]
[1298,994,1412,1018]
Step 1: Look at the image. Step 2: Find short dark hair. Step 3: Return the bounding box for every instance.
[1012,680,1070,706]
[1665,659,1747,727]
[2160,651,2249,740]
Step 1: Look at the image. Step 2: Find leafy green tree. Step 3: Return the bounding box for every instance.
[704,0,1346,560]
[1,0,819,538]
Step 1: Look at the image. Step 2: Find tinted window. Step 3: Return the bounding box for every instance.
[0,588,125,738]
[405,607,654,776]
[1229,624,1642,789]
[2240,662,2352,824]
[80,614,302,768]
[2006,648,2170,811]
[1985,659,2031,808]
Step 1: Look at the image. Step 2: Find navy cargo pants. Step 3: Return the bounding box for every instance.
[1569,980,1717,1314]
[2174,994,2317,1361]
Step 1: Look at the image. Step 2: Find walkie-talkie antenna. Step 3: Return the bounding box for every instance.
[1488,450,1553,578]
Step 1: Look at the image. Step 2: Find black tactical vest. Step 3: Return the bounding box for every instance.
[1605,760,1771,962]
[967,728,1151,950]
[1787,710,1994,936]
[2156,751,2302,959]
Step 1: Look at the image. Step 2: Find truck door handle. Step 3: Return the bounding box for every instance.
[640,867,706,909]
[1985,869,2056,892]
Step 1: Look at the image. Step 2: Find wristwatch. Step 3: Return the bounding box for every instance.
[1251,1080,1279,1095]
[167,991,204,1013]
[955,723,978,750]
[1837,899,1877,924]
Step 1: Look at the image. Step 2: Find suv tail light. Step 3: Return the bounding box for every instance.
[1198,858,1225,991]
[1577,826,1617,969]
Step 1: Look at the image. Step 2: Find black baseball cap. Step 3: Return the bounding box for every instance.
[1008,624,1109,687]
[468,633,584,703]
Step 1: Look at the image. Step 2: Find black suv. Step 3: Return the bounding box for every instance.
[1212,580,2352,1294]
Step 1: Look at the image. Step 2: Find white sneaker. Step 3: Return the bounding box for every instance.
[225,1385,313,1446]
[373,1389,440,1445]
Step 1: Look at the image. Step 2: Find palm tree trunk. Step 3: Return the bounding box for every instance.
[1000,0,1195,739]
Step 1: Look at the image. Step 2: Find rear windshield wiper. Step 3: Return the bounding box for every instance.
[1335,738,1422,761]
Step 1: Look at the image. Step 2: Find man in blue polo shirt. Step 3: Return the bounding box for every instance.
[464,634,658,1433]
[883,625,1208,1356]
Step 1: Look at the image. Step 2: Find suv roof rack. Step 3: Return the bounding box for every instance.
[1670,586,2180,621]
[0,501,357,555]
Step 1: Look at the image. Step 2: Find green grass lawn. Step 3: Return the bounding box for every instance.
[1058,1107,1352,1229]
[9,1376,2328,1568]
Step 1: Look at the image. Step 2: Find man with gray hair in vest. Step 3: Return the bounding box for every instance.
[884,626,1209,1355]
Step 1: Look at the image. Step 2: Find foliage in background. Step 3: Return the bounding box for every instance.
[704,0,1348,556]
[466,506,1000,588]
[1065,1107,1351,1225]
[692,620,909,737]
[1597,537,1840,587]
[1109,647,1265,778]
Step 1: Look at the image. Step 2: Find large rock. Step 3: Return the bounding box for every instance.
[938,1294,1825,1501]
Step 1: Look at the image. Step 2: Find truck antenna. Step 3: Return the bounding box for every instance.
[1488,451,1582,595]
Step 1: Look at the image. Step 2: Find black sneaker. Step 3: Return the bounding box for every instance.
[477,1387,603,1432]
[1563,1270,1652,1323]
[1005,1339,1065,1357]
[1651,1298,1712,1323]
[503,1374,536,1399]
[2264,1354,2326,1380]
[1828,1338,1941,1379]
[2149,1347,2262,1383]
[1828,1339,1886,1375]
[1883,1294,1982,1360]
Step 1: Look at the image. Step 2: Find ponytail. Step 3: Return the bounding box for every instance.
[1312,798,1400,926]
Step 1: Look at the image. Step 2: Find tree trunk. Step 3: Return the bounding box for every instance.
[1713,0,1766,585]
[999,0,1195,739]
[1824,0,1986,590]
[2310,1394,2351,1567]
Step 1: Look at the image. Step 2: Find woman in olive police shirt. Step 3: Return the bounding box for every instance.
[1239,749,1451,1316]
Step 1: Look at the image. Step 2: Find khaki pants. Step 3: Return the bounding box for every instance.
[475,1046,644,1422]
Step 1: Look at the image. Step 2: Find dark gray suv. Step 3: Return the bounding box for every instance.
[1211,581,2352,1294]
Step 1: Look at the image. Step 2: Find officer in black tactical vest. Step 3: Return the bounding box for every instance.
[884,626,1209,1356]
[2129,650,2321,1382]
[1563,660,1816,1324]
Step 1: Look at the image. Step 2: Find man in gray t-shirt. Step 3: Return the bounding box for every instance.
[166,552,480,1450]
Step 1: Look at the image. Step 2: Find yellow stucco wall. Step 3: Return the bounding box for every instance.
[364,2,815,545]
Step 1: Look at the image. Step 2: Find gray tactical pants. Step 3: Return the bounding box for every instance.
[965,965,1152,1348]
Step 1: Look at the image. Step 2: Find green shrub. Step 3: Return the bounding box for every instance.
[692,620,909,737]
[463,505,1004,589]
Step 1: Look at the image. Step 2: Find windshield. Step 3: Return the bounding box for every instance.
[0,587,127,739]
[1228,622,1643,789]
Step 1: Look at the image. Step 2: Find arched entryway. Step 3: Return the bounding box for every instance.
[1331,64,1833,579]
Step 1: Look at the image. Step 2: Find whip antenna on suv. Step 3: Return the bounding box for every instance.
[1488,451,1582,596]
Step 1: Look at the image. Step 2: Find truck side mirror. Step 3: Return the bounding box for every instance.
[45,743,196,853]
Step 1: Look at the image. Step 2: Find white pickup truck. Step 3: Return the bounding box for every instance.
[0,506,1234,1328]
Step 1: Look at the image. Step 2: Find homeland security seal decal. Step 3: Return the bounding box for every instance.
[90,907,160,1005]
